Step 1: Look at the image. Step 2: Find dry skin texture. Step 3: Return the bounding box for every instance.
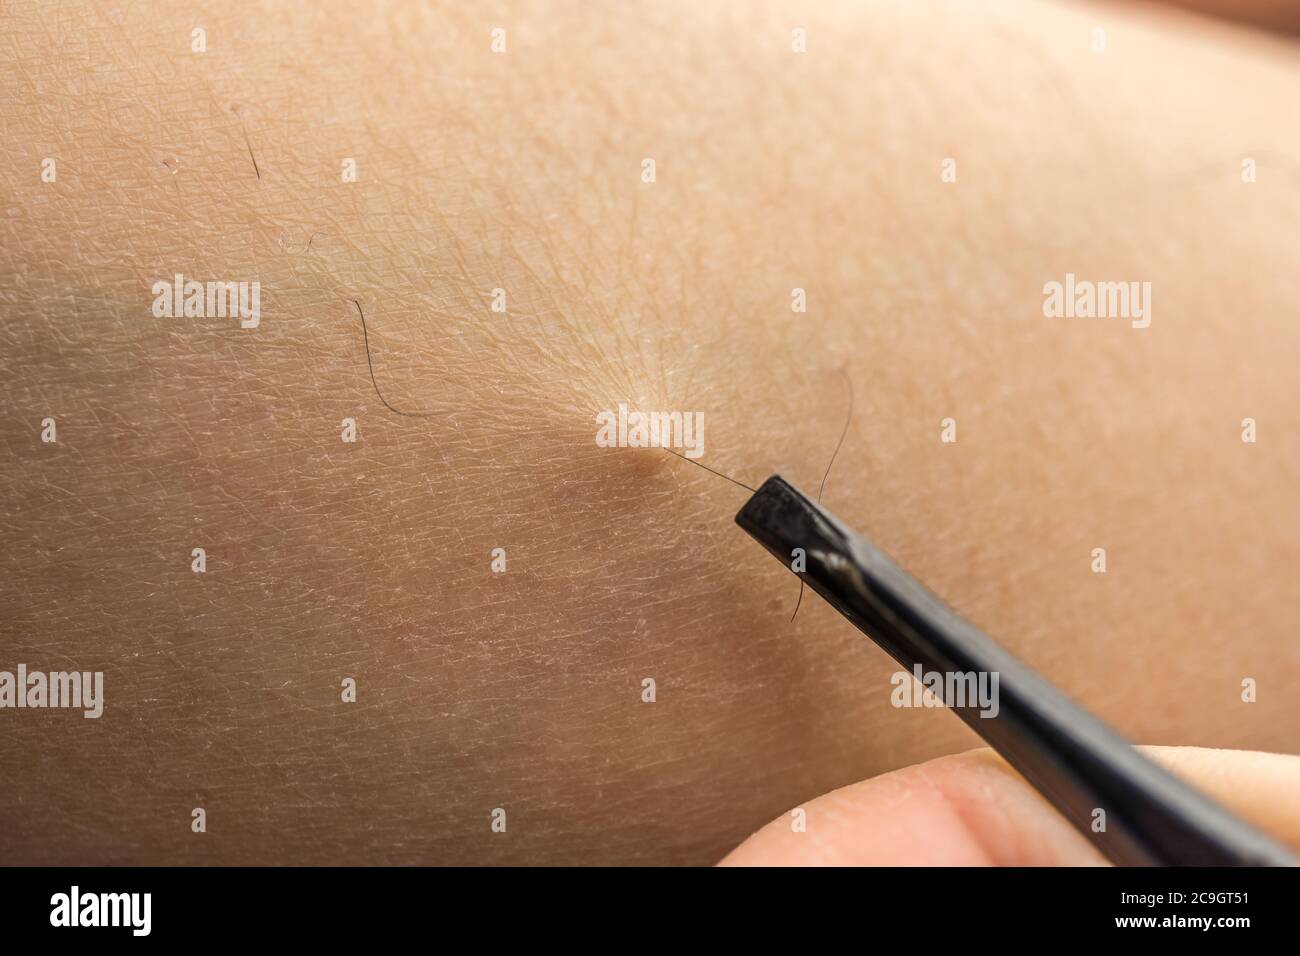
[1,1,1298,864]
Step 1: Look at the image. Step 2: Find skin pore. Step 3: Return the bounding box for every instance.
[2,1,1298,865]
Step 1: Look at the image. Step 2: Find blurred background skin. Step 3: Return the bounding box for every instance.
[2,0,1298,864]
[1154,0,1300,35]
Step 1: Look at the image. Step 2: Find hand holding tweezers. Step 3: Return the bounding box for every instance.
[736,475,1295,867]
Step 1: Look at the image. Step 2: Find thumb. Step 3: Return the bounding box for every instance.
[718,746,1300,866]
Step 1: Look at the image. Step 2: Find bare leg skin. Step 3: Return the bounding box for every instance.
[1,0,1298,864]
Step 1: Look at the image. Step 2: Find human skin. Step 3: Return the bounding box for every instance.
[722,747,1300,865]
[1,1,1298,865]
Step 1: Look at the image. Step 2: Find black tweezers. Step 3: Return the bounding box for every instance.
[736,475,1295,866]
